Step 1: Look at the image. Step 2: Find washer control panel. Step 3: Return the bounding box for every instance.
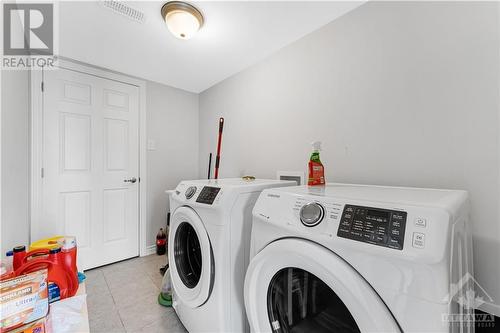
[196,186,221,205]
[337,205,407,250]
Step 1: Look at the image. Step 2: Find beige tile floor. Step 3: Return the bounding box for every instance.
[85,254,187,333]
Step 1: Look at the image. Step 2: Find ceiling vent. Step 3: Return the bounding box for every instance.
[101,0,146,24]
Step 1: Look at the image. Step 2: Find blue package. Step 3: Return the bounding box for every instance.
[48,282,60,303]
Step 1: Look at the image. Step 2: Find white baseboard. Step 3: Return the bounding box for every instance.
[142,245,156,256]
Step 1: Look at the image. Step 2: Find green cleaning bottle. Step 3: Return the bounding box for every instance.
[307,141,325,186]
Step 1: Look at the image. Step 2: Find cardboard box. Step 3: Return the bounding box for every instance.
[0,269,49,332]
[6,318,46,333]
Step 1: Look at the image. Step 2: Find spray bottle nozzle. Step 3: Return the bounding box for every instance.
[311,141,322,152]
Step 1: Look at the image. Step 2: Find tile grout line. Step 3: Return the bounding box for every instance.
[87,255,168,333]
[102,270,127,331]
[137,256,169,331]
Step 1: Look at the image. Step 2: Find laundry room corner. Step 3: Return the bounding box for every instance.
[145,81,199,254]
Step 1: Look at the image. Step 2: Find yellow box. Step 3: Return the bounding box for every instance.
[29,236,65,251]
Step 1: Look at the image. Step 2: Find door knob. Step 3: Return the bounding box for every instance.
[124,177,137,183]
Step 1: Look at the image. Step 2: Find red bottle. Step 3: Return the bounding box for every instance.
[60,237,78,276]
[14,247,78,300]
[156,228,167,255]
[47,247,78,298]
[12,245,26,270]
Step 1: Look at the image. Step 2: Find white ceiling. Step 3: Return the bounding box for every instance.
[59,1,363,93]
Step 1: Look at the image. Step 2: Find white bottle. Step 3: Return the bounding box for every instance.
[1,251,14,277]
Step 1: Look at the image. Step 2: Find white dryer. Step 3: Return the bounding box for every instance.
[169,178,296,333]
[245,184,474,333]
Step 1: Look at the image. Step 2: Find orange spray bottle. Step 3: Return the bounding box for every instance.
[307,141,326,186]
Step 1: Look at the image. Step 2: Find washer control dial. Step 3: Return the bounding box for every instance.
[185,186,197,199]
[300,202,325,227]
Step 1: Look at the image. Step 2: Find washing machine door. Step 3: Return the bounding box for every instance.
[169,206,214,308]
[244,238,401,333]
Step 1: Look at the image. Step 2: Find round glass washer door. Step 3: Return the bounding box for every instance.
[267,267,360,333]
[244,238,401,333]
[169,206,214,308]
[174,221,202,289]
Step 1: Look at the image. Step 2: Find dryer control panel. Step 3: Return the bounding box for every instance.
[337,205,407,250]
[196,186,221,205]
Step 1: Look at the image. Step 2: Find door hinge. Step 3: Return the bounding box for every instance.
[41,168,44,178]
[41,81,44,92]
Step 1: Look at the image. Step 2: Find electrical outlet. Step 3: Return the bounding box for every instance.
[147,139,157,151]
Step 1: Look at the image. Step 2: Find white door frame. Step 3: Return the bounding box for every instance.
[30,58,149,258]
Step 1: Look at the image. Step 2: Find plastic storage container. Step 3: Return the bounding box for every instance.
[158,268,172,307]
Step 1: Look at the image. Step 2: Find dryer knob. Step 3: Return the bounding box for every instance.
[185,186,197,199]
[300,202,325,227]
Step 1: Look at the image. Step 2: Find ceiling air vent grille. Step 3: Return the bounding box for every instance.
[101,0,145,24]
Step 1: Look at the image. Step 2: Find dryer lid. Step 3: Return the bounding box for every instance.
[244,238,401,333]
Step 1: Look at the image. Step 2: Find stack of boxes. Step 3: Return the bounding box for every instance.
[0,269,49,333]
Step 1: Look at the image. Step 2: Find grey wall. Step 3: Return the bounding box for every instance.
[0,70,199,255]
[146,81,199,247]
[199,1,500,315]
[1,70,31,255]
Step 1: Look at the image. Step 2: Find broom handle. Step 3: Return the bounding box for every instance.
[208,153,212,179]
[214,118,224,179]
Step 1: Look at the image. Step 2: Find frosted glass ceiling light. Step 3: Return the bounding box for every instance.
[161,1,204,40]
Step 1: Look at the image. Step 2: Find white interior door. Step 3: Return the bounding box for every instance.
[40,67,140,270]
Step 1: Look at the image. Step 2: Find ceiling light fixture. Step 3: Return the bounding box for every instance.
[161,1,204,40]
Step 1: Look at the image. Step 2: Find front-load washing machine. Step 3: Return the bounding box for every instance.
[168,178,296,333]
[245,183,473,333]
